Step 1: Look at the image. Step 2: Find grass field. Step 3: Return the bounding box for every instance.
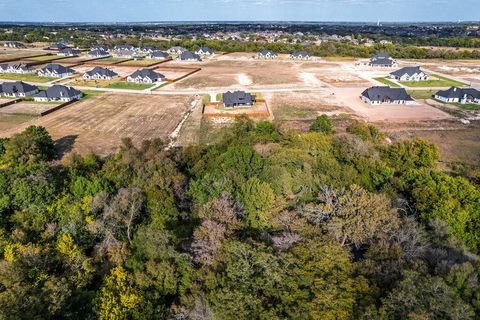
[374,77,401,88]
[401,74,467,88]
[407,90,437,99]
[453,103,480,111]
[119,59,161,67]
[0,73,57,83]
[26,55,64,62]
[0,114,37,131]
[106,82,153,90]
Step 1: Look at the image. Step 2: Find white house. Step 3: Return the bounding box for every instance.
[389,66,429,82]
[257,50,277,59]
[83,67,118,80]
[290,51,311,60]
[127,69,165,84]
[1,81,39,97]
[361,86,415,105]
[38,64,75,78]
[369,53,397,67]
[0,63,34,74]
[195,47,215,56]
[435,87,480,105]
[34,85,83,102]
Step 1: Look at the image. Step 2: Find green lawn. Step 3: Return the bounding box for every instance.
[0,73,57,83]
[373,77,401,88]
[26,55,64,62]
[407,90,437,99]
[453,103,480,111]
[80,90,104,100]
[401,75,467,88]
[106,82,153,90]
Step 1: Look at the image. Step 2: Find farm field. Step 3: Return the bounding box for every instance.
[0,92,193,156]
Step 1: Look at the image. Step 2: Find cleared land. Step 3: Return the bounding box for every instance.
[0,92,193,156]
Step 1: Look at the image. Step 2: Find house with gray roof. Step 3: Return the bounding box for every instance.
[83,67,118,80]
[58,48,81,57]
[257,50,277,59]
[49,42,68,51]
[435,87,480,105]
[147,51,170,60]
[178,51,201,61]
[38,64,75,78]
[168,46,187,55]
[4,41,25,48]
[139,47,156,54]
[369,53,397,67]
[290,51,311,60]
[389,66,428,81]
[0,63,34,74]
[34,85,83,102]
[195,47,215,56]
[127,69,165,84]
[1,81,39,97]
[91,44,110,52]
[361,86,415,105]
[88,49,110,58]
[222,91,256,108]
[115,45,136,51]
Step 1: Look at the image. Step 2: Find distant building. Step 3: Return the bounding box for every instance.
[195,47,215,56]
[389,66,429,81]
[222,91,256,108]
[127,69,165,84]
[0,81,39,97]
[48,42,68,51]
[0,63,34,74]
[138,47,156,54]
[4,41,25,48]
[369,53,397,67]
[290,51,311,60]
[83,67,118,80]
[58,48,81,57]
[88,49,109,58]
[257,50,277,59]
[178,51,201,61]
[34,85,83,102]
[168,46,187,55]
[361,86,415,105]
[147,51,169,60]
[435,87,480,105]
[91,44,110,52]
[38,64,75,78]
[115,45,136,51]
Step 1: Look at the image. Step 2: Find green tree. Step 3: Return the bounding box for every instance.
[238,177,276,229]
[310,115,335,135]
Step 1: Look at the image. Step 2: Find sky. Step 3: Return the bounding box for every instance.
[0,0,479,23]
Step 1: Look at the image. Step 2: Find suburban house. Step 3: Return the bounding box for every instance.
[48,42,67,51]
[435,87,480,105]
[290,51,311,60]
[369,53,397,67]
[168,46,187,55]
[58,48,81,57]
[91,44,110,52]
[83,67,118,80]
[222,91,256,108]
[147,51,170,59]
[0,63,34,74]
[389,66,429,81]
[4,41,25,48]
[257,50,277,59]
[0,81,39,97]
[38,64,75,78]
[88,49,109,58]
[361,86,415,105]
[127,69,166,84]
[139,47,156,54]
[178,51,201,61]
[34,85,83,102]
[195,47,215,56]
[112,49,136,58]
[115,45,136,51]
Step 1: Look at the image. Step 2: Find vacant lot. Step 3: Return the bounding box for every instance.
[0,93,193,156]
[0,101,60,115]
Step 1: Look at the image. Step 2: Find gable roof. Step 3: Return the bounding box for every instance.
[259,49,276,56]
[60,48,80,55]
[129,69,165,80]
[149,51,169,58]
[197,47,214,54]
[370,53,396,65]
[390,66,425,77]
[361,86,413,102]
[89,49,109,57]
[291,51,310,57]
[85,67,118,77]
[179,51,201,61]
[2,81,38,94]
[223,91,255,106]
[40,63,74,74]
[35,85,82,99]
[91,44,110,51]
[435,87,480,100]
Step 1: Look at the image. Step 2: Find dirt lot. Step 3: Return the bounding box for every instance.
[0,93,193,156]
[0,102,61,115]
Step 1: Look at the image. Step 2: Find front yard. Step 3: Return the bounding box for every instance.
[106,82,154,90]
[401,74,467,88]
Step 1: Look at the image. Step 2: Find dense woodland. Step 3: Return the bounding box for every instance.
[0,117,479,319]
